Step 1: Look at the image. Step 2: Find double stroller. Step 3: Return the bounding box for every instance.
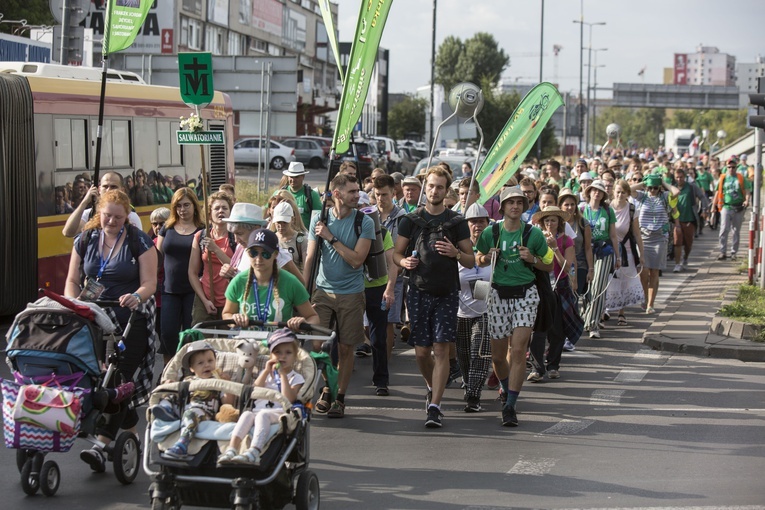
[143,320,331,510]
[2,292,141,496]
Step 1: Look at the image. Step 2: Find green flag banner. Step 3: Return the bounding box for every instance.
[475,83,564,205]
[318,0,343,84]
[103,0,153,57]
[333,0,394,154]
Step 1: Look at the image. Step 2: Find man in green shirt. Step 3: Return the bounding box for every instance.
[475,187,553,428]
[280,162,321,228]
[717,156,752,260]
[672,168,708,272]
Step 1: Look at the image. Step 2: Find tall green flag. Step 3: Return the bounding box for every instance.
[333,0,394,154]
[103,0,153,57]
[475,83,564,204]
[318,0,343,84]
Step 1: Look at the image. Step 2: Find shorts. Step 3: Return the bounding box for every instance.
[312,288,366,346]
[487,284,539,340]
[387,276,404,324]
[405,285,458,347]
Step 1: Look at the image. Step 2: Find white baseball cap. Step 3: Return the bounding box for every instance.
[271,201,294,223]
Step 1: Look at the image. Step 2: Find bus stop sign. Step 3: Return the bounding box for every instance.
[178,52,214,108]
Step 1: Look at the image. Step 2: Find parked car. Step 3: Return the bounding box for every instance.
[233,138,295,170]
[413,153,483,178]
[336,141,380,181]
[300,135,332,158]
[370,136,400,172]
[281,138,327,168]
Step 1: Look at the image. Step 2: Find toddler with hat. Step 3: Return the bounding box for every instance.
[218,328,305,466]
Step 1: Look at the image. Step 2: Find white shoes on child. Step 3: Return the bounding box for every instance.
[217,447,260,466]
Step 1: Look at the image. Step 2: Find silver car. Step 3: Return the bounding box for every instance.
[233,138,296,170]
[281,138,327,169]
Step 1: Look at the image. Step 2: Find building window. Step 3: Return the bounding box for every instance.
[228,33,246,56]
[181,17,203,50]
[182,0,202,16]
[206,25,224,55]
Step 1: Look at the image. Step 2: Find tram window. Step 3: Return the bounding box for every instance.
[112,120,131,167]
[72,120,87,168]
[55,118,73,169]
[158,120,182,166]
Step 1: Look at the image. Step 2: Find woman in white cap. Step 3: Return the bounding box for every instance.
[271,200,308,271]
[457,203,493,412]
[580,180,620,339]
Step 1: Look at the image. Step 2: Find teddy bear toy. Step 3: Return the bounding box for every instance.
[231,340,258,384]
[216,403,240,423]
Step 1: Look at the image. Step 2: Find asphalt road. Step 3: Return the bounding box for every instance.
[1,235,763,509]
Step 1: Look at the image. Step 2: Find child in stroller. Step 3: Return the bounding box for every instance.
[163,341,235,459]
[217,328,304,466]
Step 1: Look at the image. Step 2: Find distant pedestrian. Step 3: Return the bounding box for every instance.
[715,156,751,260]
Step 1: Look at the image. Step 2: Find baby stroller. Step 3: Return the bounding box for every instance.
[143,320,332,510]
[2,291,141,496]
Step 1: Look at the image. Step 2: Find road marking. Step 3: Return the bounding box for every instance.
[506,455,557,475]
[562,350,602,359]
[537,419,595,436]
[614,369,649,383]
[634,349,664,359]
[591,389,624,405]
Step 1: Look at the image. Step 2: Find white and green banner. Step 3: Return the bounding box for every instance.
[475,83,564,204]
[103,0,154,56]
[318,0,343,81]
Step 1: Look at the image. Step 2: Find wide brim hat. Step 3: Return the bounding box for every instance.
[223,202,267,225]
[557,188,577,205]
[246,228,279,253]
[271,201,294,223]
[499,186,529,212]
[583,180,608,200]
[607,158,623,169]
[283,161,309,177]
[181,340,216,371]
[532,205,571,224]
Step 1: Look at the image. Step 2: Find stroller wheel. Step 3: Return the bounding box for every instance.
[20,459,40,495]
[40,461,61,497]
[113,431,140,485]
[294,470,320,510]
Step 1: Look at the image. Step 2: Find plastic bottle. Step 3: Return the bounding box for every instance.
[381,299,388,311]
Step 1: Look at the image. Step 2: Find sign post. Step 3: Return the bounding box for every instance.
[178,52,216,300]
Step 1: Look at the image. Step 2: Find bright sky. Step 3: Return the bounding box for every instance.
[332,0,765,97]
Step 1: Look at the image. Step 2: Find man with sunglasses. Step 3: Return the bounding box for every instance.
[304,173,375,418]
[62,171,142,238]
[715,156,751,260]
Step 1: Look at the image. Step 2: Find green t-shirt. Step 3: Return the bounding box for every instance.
[476,222,552,287]
[279,185,321,228]
[695,171,713,193]
[364,230,394,288]
[224,269,310,322]
[676,183,697,222]
[582,205,617,242]
[721,174,751,208]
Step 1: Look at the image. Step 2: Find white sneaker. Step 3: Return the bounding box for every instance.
[673,264,682,273]
[589,330,601,339]
[563,340,576,352]
[682,258,689,269]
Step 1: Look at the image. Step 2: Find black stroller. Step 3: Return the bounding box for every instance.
[143,320,331,510]
[2,292,141,495]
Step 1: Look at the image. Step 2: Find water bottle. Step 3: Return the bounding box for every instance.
[381,299,388,311]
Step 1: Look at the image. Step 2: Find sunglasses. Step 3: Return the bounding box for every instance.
[647,186,660,191]
[151,221,165,227]
[631,177,642,182]
[246,247,272,260]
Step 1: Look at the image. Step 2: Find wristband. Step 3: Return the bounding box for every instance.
[131,292,142,304]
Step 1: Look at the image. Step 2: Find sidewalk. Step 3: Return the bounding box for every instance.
[642,227,765,362]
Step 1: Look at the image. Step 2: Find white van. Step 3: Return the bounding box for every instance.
[370,136,401,172]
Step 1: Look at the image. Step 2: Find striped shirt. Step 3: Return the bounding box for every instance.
[635,190,670,233]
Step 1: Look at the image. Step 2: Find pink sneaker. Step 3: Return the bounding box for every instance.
[110,382,135,404]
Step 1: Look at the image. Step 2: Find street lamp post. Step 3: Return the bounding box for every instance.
[573,19,606,155]
[591,62,606,152]
[587,48,607,151]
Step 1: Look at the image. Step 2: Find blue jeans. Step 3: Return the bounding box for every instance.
[365,285,390,387]
[160,292,195,355]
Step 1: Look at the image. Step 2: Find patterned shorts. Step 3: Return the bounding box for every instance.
[488,284,540,339]
[405,285,458,347]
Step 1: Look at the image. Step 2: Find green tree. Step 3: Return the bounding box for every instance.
[594,106,666,148]
[435,32,508,92]
[388,95,428,141]
[0,0,55,35]
[666,109,749,145]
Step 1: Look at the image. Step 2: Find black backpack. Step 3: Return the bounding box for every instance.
[352,210,388,279]
[282,184,313,212]
[404,208,464,296]
[77,224,143,284]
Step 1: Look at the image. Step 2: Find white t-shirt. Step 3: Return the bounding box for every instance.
[252,369,305,410]
[81,208,142,230]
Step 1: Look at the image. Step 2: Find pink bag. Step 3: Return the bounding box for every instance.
[13,382,82,435]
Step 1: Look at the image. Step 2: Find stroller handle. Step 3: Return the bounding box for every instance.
[192,319,336,340]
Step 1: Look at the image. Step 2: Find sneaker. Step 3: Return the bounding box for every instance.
[717,253,728,261]
[563,340,576,352]
[425,406,443,428]
[150,400,179,422]
[80,446,106,473]
[501,405,519,427]
[327,400,345,418]
[673,264,682,273]
[682,258,689,269]
[527,371,543,383]
[400,323,411,342]
[315,387,331,414]
[602,311,611,321]
[425,389,432,410]
[375,386,389,397]
[446,363,461,387]
[731,254,738,261]
[355,343,372,358]
[645,306,656,314]
[109,382,135,404]
[464,396,482,413]
[487,372,500,390]
[589,330,601,339]
[163,442,190,460]
[547,369,560,379]
[231,447,261,466]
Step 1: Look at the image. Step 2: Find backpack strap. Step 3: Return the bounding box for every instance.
[304,184,313,212]
[353,209,364,238]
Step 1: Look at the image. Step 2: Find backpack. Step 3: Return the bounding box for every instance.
[619,203,641,267]
[282,184,313,212]
[491,222,555,333]
[714,172,745,211]
[77,224,143,284]
[352,210,389,280]
[404,208,464,296]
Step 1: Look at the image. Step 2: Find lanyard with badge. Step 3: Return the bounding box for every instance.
[79,227,124,301]
[252,277,274,323]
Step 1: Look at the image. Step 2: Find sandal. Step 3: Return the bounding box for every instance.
[217,447,238,465]
[327,400,345,418]
[315,387,331,414]
[617,315,628,326]
[231,447,261,465]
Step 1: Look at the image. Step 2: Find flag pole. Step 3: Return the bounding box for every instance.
[195,105,213,305]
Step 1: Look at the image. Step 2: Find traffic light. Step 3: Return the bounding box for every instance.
[750,93,765,129]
